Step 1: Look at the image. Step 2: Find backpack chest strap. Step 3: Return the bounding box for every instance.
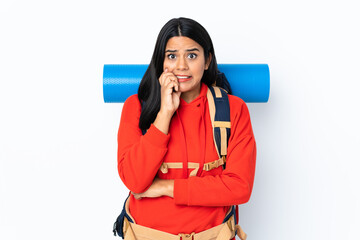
[159,156,226,177]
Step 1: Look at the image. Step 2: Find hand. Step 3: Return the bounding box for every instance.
[158,68,181,116]
[153,69,181,134]
[131,178,174,200]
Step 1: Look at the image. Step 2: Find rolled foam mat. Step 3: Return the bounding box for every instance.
[103,64,270,103]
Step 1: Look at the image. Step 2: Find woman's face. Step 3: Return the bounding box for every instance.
[163,36,211,100]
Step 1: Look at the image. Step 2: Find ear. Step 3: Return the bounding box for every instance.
[205,53,212,70]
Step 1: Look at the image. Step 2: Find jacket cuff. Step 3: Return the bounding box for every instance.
[143,124,170,148]
[174,179,189,205]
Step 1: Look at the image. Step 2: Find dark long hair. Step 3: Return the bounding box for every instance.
[138,17,232,131]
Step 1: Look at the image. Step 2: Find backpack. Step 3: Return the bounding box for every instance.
[113,85,241,238]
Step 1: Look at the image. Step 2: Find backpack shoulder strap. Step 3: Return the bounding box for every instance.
[207,86,240,230]
[207,85,231,160]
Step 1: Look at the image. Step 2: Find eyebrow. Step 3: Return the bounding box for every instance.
[165,48,200,53]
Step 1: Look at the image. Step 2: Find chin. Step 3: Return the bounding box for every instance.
[178,86,188,93]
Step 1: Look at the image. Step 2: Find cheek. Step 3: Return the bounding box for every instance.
[163,60,175,71]
[193,63,205,76]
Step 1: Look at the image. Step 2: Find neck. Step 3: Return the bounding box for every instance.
[180,86,201,103]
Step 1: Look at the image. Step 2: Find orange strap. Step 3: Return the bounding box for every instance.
[122,197,246,240]
[123,215,245,240]
[160,157,226,177]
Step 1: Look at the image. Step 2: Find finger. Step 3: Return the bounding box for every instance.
[159,72,176,86]
[162,77,178,90]
[167,77,178,85]
[169,83,179,93]
[164,73,177,80]
[164,79,179,91]
[170,81,179,92]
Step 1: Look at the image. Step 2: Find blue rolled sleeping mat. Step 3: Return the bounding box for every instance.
[103,64,270,103]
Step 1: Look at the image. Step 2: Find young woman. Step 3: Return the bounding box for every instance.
[117,17,256,240]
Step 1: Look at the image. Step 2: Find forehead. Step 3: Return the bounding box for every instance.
[165,36,203,51]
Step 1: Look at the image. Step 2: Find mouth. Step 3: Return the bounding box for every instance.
[176,75,192,82]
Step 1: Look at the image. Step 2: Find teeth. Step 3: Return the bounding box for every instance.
[177,76,190,79]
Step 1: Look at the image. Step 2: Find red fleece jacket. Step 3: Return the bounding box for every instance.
[117,83,256,235]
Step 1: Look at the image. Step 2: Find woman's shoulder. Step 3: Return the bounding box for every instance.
[227,94,252,124]
[124,94,140,106]
[122,94,141,117]
[228,94,247,112]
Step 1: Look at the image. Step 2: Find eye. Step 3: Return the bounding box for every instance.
[188,53,197,59]
[167,54,176,60]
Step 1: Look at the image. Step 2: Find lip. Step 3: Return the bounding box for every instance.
[176,75,192,82]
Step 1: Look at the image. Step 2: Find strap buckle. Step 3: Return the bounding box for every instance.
[204,161,218,171]
[204,157,226,171]
[211,160,220,169]
[178,232,195,240]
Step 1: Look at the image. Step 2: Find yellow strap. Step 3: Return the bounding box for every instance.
[130,221,179,240]
[220,127,227,156]
[214,87,222,98]
[160,162,182,174]
[188,162,200,177]
[123,198,246,240]
[123,218,137,240]
[161,158,225,175]
[215,223,232,240]
[207,88,220,158]
[192,224,224,240]
[125,220,242,240]
[203,157,225,171]
[235,225,247,240]
[160,162,200,177]
[124,189,247,240]
[213,121,231,128]
[178,232,195,240]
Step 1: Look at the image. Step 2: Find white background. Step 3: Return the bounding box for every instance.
[1,0,359,239]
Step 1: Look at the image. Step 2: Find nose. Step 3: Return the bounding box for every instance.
[176,56,189,70]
